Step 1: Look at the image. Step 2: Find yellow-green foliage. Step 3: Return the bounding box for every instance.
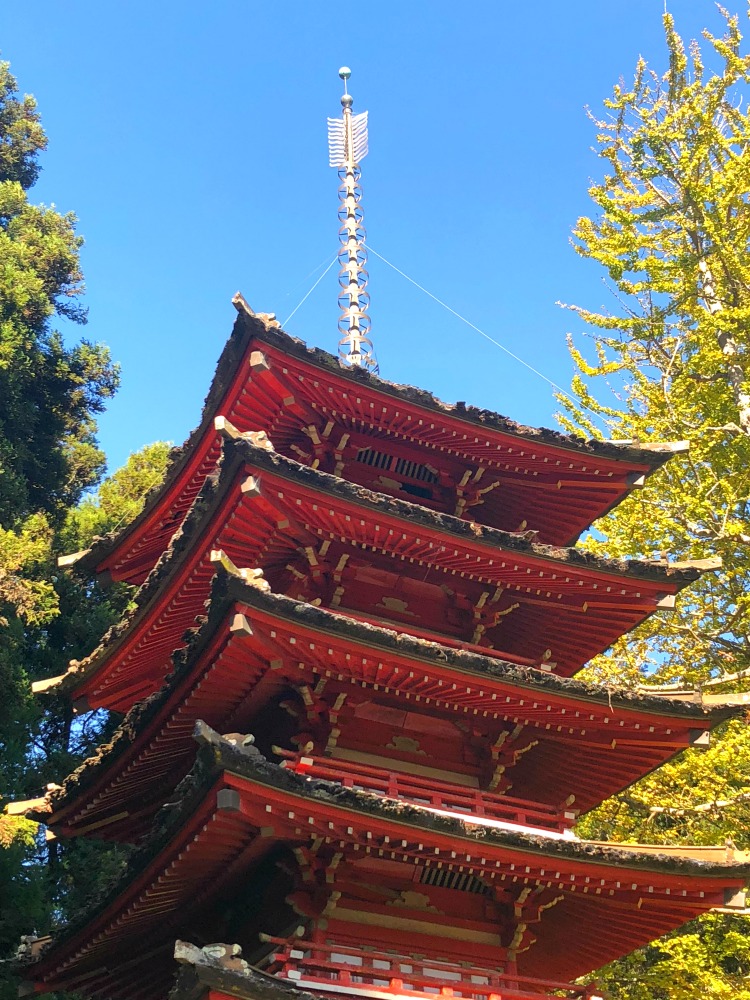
[0,441,171,1000]
[560,8,750,997]
[0,514,56,625]
[0,815,36,850]
[62,440,173,548]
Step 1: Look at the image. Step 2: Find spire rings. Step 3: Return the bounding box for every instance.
[337,265,370,291]
[337,288,370,313]
[329,71,377,374]
[336,166,375,371]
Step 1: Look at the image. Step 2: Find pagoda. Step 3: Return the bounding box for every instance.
[14,70,750,1000]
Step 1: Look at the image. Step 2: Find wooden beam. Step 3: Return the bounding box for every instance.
[623,440,690,454]
[214,415,241,439]
[586,840,750,863]
[647,556,722,572]
[232,290,254,315]
[331,907,504,946]
[700,691,750,708]
[57,548,90,569]
[31,674,66,695]
[4,796,46,816]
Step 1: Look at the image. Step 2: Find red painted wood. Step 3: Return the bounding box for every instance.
[260,936,595,1000]
[35,317,724,1000]
[95,327,658,584]
[49,595,710,842]
[72,456,683,711]
[29,769,742,997]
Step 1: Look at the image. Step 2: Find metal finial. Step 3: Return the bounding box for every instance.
[326,69,378,375]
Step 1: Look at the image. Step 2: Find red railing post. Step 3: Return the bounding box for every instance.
[265,936,590,1000]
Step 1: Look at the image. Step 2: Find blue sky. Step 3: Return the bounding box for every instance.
[0,1,738,474]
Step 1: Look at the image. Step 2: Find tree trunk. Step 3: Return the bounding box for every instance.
[698,260,750,434]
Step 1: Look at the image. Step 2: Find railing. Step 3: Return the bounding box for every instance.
[260,936,602,1000]
[276,750,574,834]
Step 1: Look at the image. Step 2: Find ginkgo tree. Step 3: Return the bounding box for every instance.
[559,7,750,998]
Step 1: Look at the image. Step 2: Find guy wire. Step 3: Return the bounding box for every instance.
[364,242,586,414]
[282,255,339,328]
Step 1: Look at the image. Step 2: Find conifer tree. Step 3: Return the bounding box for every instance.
[0,60,170,998]
[0,62,118,527]
[0,55,118,845]
[560,9,750,997]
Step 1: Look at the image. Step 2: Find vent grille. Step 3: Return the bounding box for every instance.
[419,867,490,895]
[356,448,438,485]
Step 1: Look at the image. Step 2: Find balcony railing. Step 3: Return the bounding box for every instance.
[276,750,575,834]
[260,936,602,1000]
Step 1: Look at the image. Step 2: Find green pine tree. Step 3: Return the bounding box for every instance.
[0,59,170,998]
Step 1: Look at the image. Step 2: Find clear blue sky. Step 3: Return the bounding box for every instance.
[0,1,737,474]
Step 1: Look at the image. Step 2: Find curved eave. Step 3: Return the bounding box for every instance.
[63,296,684,585]
[40,439,713,712]
[27,569,737,840]
[232,440,703,587]
[22,726,749,999]
[60,306,281,584]
[239,299,679,470]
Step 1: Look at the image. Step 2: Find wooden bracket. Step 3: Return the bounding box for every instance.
[216,789,241,812]
[229,613,254,637]
[249,350,270,373]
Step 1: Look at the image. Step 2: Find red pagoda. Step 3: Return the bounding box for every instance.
[14,70,749,1000]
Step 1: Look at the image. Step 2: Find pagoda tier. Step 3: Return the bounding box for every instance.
[40,433,705,714]
[20,726,748,1000]
[64,297,685,587]
[169,940,604,1000]
[25,568,736,844]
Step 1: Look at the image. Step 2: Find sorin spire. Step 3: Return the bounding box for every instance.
[327,67,378,374]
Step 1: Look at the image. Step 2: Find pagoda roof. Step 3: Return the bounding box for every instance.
[27,566,743,839]
[21,725,749,1000]
[65,297,686,586]
[25,568,736,842]
[41,437,710,712]
[221,436,700,586]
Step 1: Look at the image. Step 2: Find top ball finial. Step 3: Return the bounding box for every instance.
[339,67,352,81]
